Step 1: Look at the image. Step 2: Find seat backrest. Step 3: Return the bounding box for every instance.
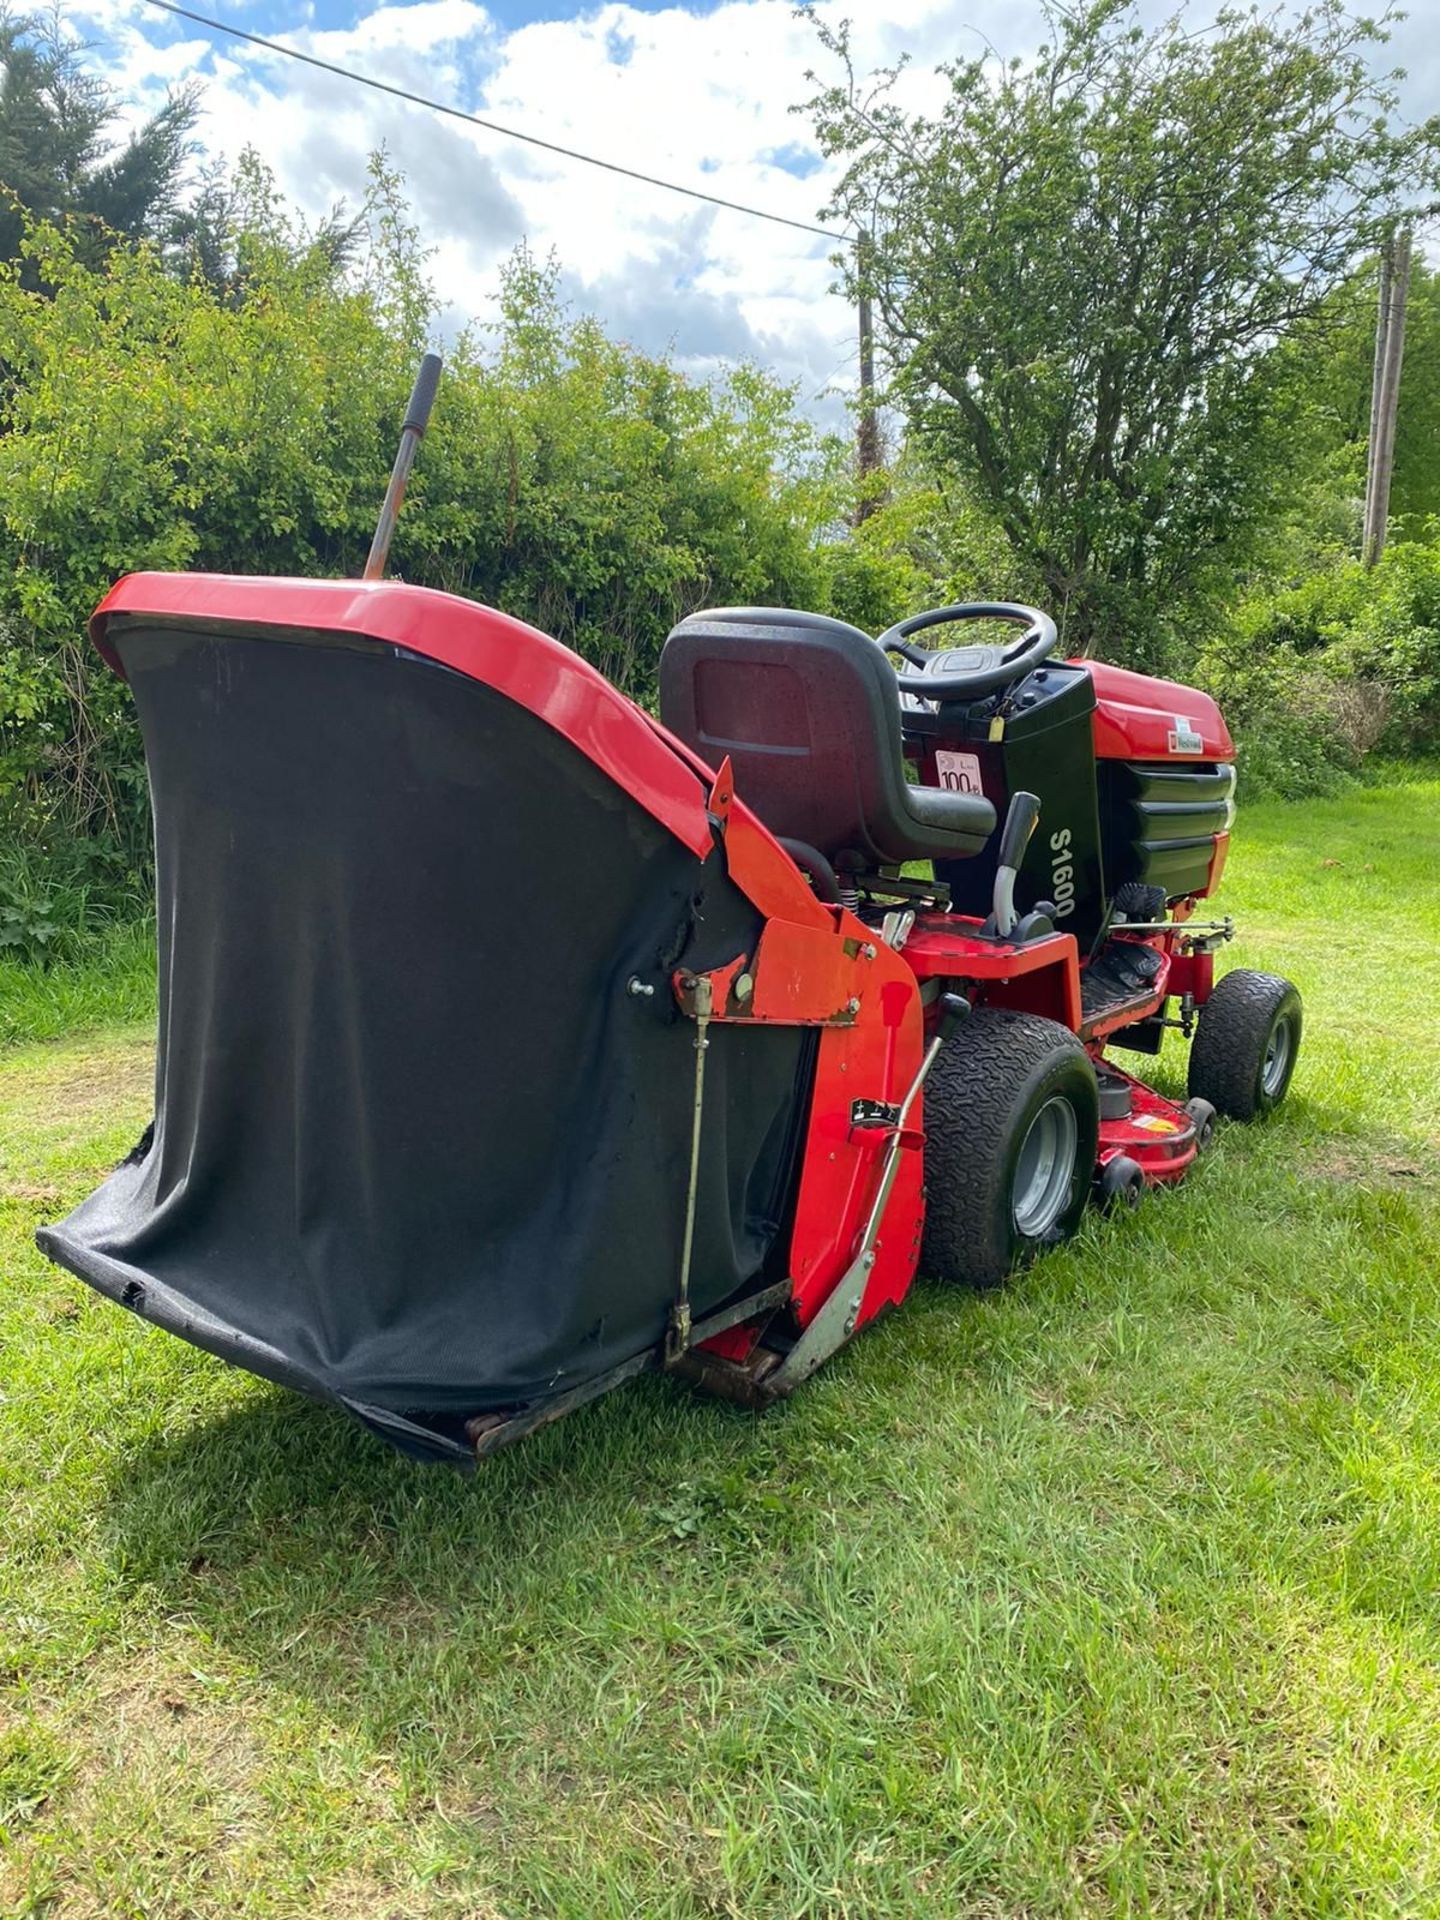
[659,607,993,867]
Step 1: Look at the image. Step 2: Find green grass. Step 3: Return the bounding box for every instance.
[0,921,156,1049]
[2,775,1438,1917]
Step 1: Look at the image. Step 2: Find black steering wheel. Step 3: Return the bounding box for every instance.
[875,602,1058,699]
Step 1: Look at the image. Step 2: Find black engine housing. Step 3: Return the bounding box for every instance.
[903,662,1108,949]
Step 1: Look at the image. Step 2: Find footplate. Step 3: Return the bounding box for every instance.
[1080,938,1168,1034]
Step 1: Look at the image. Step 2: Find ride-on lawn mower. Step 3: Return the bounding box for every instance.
[39,363,1302,1463]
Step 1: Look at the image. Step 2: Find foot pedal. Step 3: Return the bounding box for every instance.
[1107,943,1163,993]
[1081,940,1165,1023]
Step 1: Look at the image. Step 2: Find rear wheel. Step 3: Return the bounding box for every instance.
[922,1009,1100,1289]
[1187,970,1302,1120]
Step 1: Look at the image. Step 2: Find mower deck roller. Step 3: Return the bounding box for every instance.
[41,576,1300,1463]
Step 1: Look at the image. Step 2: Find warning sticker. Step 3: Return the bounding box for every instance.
[1134,1113,1180,1133]
[934,750,985,795]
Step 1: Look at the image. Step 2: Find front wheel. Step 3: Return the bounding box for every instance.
[1187,969,1302,1120]
[921,1009,1100,1289]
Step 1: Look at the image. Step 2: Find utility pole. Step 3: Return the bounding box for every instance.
[1363,226,1412,569]
[855,227,883,524]
[1364,237,1393,506]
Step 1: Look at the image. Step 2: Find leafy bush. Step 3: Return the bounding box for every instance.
[1224,683,1358,798]
[0,873,60,963]
[1321,540,1440,746]
[0,165,839,862]
[824,469,1028,635]
[1199,532,1440,794]
[0,817,146,962]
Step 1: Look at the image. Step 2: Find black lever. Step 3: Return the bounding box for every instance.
[989,790,1041,938]
[996,790,1041,873]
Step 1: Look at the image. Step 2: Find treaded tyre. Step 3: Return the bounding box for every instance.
[921,1009,1100,1289]
[1187,969,1302,1120]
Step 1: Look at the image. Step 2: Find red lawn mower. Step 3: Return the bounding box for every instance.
[39,366,1302,1463]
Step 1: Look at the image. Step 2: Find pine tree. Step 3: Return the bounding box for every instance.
[0,9,199,272]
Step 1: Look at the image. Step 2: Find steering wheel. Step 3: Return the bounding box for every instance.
[875,602,1058,700]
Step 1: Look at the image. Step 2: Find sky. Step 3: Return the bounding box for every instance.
[69,0,1440,428]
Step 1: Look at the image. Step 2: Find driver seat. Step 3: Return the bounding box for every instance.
[659,608,995,869]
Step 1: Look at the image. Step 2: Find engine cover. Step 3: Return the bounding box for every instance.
[903,658,1237,944]
[1085,662,1236,905]
[1085,662,1234,763]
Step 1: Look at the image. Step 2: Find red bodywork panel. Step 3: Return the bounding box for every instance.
[788,973,925,1330]
[903,917,1082,1032]
[1083,659,1235,763]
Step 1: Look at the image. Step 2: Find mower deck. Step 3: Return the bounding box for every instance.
[1093,1060,1200,1184]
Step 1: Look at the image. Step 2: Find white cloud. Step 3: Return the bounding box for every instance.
[72,0,1439,426]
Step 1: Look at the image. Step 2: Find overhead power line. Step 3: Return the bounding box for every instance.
[137,0,846,244]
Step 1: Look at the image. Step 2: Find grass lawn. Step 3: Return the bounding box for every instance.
[2,773,1439,1917]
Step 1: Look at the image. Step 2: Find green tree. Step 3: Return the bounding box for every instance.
[0,8,198,273]
[166,153,363,300]
[803,0,1437,664]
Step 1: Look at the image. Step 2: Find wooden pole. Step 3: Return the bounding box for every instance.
[1361,237,1394,560]
[1363,228,1412,569]
[855,227,882,524]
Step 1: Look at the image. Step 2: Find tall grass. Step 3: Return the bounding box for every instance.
[0,820,153,1044]
[0,919,154,1046]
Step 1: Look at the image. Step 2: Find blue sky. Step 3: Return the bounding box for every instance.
[82,0,1439,427]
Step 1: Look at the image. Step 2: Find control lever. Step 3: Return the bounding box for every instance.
[986,790,1041,939]
[363,352,443,581]
[880,906,916,950]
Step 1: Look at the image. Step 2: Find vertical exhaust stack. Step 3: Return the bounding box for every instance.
[363,351,444,581]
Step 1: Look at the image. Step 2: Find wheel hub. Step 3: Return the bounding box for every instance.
[1012,1095,1079,1238]
[1261,1015,1294,1097]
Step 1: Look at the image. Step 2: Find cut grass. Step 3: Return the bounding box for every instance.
[1,774,1438,1917]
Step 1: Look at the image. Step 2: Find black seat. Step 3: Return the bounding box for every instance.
[659,607,995,868]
